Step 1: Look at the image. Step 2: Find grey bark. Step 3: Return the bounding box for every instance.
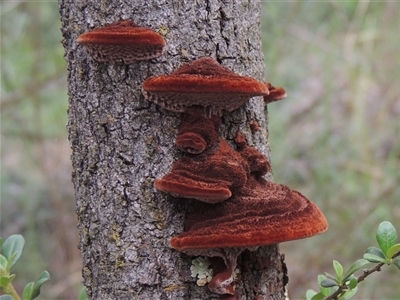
[59,0,287,299]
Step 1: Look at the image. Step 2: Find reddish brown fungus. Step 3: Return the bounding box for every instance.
[175,112,220,154]
[170,176,328,251]
[249,120,261,133]
[170,170,327,296]
[233,131,247,150]
[154,114,251,203]
[142,57,270,116]
[154,176,232,203]
[238,146,271,176]
[176,133,207,154]
[77,20,166,63]
[166,127,327,296]
[263,83,287,103]
[207,250,240,296]
[235,132,271,176]
[189,249,243,296]
[154,139,249,203]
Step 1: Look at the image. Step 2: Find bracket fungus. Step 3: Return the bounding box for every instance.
[175,112,220,154]
[77,20,166,63]
[263,83,287,103]
[170,135,327,250]
[235,132,271,176]
[170,175,327,295]
[140,56,326,297]
[154,125,250,203]
[170,177,328,250]
[142,57,271,116]
[166,133,327,296]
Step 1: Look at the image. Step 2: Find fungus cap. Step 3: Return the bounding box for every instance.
[154,140,249,203]
[142,57,270,116]
[235,131,271,176]
[77,20,166,63]
[175,113,220,154]
[175,132,207,154]
[154,175,232,203]
[263,83,287,103]
[170,179,328,251]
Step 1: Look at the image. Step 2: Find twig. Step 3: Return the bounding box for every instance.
[323,251,400,300]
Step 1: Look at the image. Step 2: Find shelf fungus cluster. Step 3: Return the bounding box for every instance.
[77,20,326,298]
[77,20,166,63]
[142,57,328,297]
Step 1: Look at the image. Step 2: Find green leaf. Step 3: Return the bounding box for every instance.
[0,275,16,288]
[0,255,7,272]
[323,272,336,281]
[386,243,400,259]
[78,286,87,300]
[310,292,326,300]
[31,271,50,300]
[23,282,34,300]
[376,221,398,256]
[0,237,3,250]
[393,257,400,270]
[317,275,333,296]
[343,259,370,281]
[0,295,15,300]
[2,235,25,270]
[365,246,386,257]
[363,253,389,264]
[6,253,18,273]
[342,285,358,300]
[306,289,317,300]
[321,277,338,288]
[364,247,387,263]
[348,277,358,289]
[333,260,343,282]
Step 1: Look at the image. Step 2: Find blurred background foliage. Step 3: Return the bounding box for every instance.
[1,1,399,299]
[262,2,400,299]
[1,2,80,299]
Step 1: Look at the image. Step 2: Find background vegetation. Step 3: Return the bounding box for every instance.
[1,1,399,299]
[262,2,400,298]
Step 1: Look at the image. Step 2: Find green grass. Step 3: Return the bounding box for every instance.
[1,2,399,299]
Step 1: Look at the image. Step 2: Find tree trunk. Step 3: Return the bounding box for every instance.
[59,0,287,299]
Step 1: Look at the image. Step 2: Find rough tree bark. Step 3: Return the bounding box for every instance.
[59,0,287,299]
